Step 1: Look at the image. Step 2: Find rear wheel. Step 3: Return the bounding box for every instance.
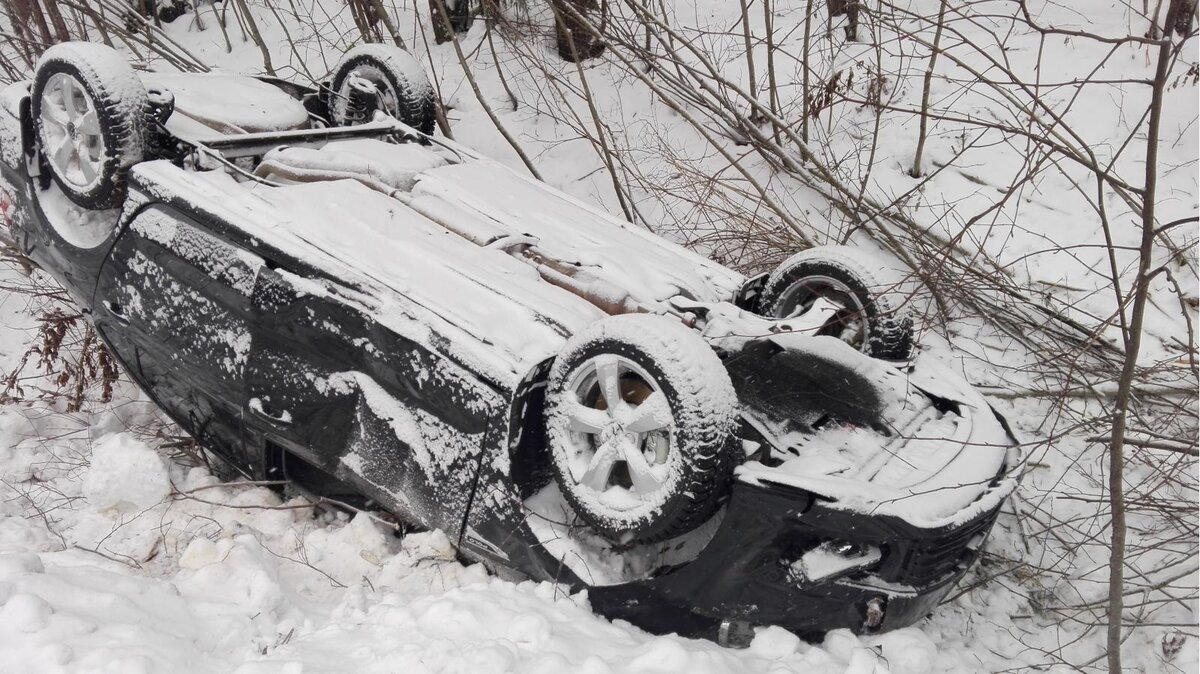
[759,245,916,360]
[32,42,147,210]
[544,314,738,544]
[327,44,436,134]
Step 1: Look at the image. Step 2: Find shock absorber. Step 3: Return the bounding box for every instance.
[343,74,381,126]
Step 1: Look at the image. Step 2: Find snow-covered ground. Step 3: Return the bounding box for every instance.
[0,0,1196,672]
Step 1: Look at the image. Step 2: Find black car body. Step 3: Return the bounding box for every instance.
[0,43,1022,645]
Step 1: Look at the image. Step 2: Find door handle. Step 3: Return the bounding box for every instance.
[102,300,129,325]
[249,397,292,425]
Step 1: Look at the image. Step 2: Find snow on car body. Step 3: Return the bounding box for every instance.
[0,42,1021,644]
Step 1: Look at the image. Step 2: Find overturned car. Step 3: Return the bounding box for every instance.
[0,42,1022,644]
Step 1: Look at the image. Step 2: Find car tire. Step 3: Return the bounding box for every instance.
[32,42,147,210]
[759,245,916,360]
[327,44,436,134]
[544,314,738,544]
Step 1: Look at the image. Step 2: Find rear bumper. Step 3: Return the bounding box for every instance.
[590,476,1006,642]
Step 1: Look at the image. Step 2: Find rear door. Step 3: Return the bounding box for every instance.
[242,265,361,473]
[244,263,506,538]
[93,205,261,473]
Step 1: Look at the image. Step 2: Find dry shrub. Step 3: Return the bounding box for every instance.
[1,252,118,412]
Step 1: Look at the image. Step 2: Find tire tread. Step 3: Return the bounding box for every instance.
[545,314,738,544]
[761,245,916,360]
[32,42,147,210]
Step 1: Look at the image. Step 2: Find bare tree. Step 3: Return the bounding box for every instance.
[551,0,605,61]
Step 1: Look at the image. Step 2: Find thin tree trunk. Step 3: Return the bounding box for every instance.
[550,0,636,223]
[737,0,757,101]
[74,0,114,47]
[188,0,206,31]
[213,0,232,52]
[233,0,274,76]
[1149,0,1166,38]
[911,0,947,178]
[4,0,37,65]
[801,0,813,143]
[762,0,779,138]
[412,0,455,138]
[484,22,516,110]
[39,0,69,41]
[429,0,451,43]
[347,0,375,44]
[26,0,54,46]
[431,0,542,180]
[369,0,406,48]
[552,0,604,62]
[222,0,245,41]
[1106,2,1183,672]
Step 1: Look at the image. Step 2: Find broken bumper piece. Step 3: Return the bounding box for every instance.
[588,476,1004,643]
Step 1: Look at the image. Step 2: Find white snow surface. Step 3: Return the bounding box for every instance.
[409,159,745,305]
[34,184,120,249]
[259,138,448,192]
[81,433,171,512]
[0,404,900,674]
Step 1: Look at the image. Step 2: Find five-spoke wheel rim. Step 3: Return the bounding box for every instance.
[776,274,870,350]
[39,72,105,191]
[562,354,675,509]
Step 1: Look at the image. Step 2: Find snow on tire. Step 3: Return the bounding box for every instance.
[544,314,738,544]
[759,245,916,360]
[328,44,436,134]
[32,42,147,210]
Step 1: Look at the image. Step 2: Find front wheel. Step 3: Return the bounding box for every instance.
[544,314,738,544]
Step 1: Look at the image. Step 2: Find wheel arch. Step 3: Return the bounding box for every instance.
[506,355,557,500]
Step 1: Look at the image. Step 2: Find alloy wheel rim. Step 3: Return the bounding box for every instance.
[40,72,106,191]
[777,274,870,350]
[562,354,675,509]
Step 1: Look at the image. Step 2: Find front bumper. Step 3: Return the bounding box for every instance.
[589,476,1004,642]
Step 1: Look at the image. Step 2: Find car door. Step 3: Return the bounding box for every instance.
[93,204,261,473]
[242,265,360,474]
[245,263,506,538]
